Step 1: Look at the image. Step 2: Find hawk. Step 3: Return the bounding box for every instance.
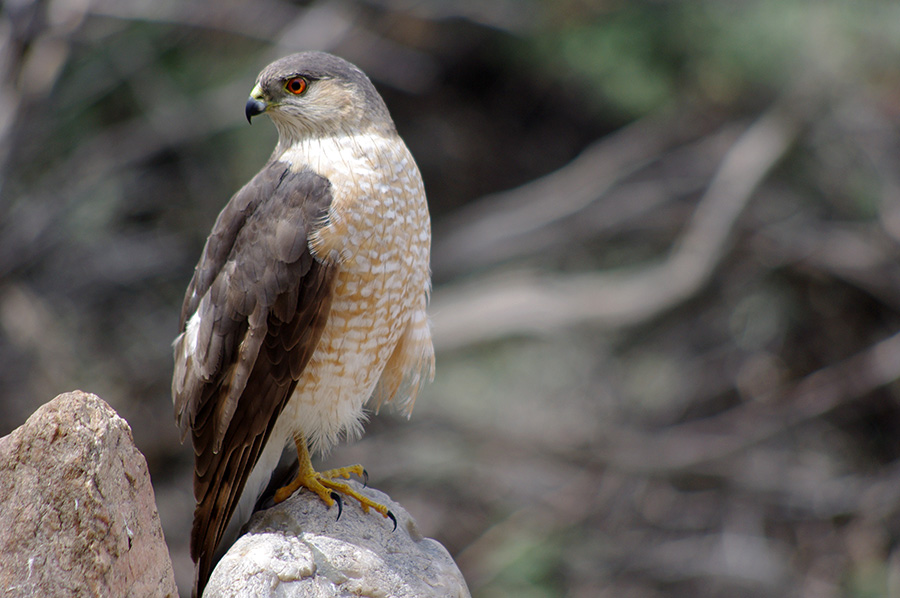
[172,52,434,597]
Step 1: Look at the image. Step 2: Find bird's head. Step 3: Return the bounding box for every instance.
[245,52,394,143]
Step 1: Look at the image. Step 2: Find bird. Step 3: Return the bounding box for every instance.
[171,52,434,597]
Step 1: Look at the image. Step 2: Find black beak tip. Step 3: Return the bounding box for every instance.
[245,98,266,124]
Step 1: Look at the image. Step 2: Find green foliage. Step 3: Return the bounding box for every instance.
[846,558,889,598]
[478,528,567,598]
[516,0,900,117]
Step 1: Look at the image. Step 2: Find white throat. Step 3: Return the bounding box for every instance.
[275,131,400,185]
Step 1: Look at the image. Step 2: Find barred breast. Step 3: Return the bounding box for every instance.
[275,130,434,455]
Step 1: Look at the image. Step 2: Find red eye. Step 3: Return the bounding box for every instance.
[285,77,308,95]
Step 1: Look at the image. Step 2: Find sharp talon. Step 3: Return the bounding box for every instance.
[331,491,343,521]
[387,510,397,532]
[362,469,369,487]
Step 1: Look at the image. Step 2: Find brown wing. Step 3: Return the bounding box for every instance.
[171,162,335,596]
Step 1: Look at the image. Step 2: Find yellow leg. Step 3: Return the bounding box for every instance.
[273,434,395,526]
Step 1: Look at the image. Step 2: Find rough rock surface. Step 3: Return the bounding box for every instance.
[0,391,178,597]
[207,480,471,598]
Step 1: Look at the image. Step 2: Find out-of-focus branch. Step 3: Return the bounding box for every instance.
[752,219,900,310]
[88,0,297,41]
[0,0,85,179]
[272,1,439,94]
[597,324,900,473]
[0,76,252,277]
[431,107,714,277]
[431,104,799,351]
[91,0,439,94]
[0,9,20,175]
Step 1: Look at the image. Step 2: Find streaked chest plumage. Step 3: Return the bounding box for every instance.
[273,131,433,453]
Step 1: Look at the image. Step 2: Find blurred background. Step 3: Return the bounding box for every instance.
[3,0,900,596]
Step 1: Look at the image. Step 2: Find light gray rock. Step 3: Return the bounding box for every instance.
[207,480,471,598]
[0,391,178,598]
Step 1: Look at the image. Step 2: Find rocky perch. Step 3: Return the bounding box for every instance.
[0,391,177,597]
[208,480,470,597]
[0,391,470,598]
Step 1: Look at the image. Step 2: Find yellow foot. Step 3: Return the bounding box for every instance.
[273,435,397,530]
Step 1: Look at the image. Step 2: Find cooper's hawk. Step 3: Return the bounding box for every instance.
[171,52,434,597]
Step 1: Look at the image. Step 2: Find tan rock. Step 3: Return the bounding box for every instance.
[0,391,178,597]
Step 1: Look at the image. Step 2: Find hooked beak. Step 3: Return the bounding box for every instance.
[245,83,267,123]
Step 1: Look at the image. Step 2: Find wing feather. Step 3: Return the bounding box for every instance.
[172,162,335,596]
